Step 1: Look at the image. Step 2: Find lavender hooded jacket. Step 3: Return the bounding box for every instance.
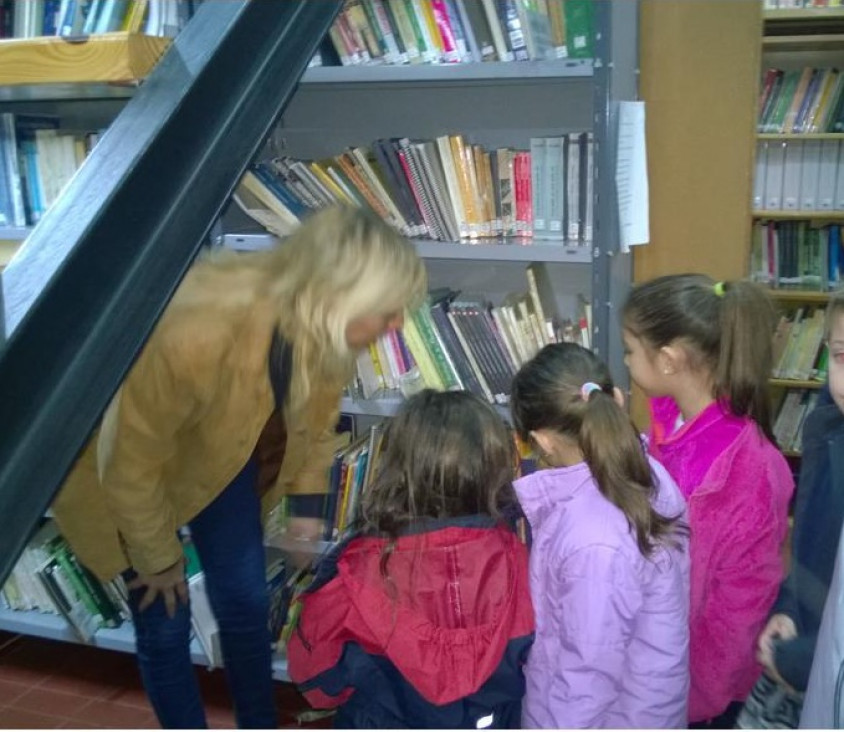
[515,457,690,728]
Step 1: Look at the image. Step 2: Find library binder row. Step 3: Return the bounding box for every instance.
[753,138,844,213]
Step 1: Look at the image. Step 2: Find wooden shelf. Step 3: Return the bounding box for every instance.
[770,378,825,389]
[764,7,844,22]
[757,132,844,140]
[783,449,802,458]
[753,210,844,220]
[0,33,170,95]
[762,32,844,50]
[768,289,833,303]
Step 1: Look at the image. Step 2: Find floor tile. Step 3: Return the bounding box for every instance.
[0,705,67,728]
[68,700,158,730]
[12,687,92,718]
[0,678,29,707]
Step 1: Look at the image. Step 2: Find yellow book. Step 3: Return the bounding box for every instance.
[121,0,149,33]
[401,317,446,391]
[309,161,354,205]
[419,0,445,56]
[449,135,482,238]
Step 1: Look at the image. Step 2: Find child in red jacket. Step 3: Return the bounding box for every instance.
[287,389,534,728]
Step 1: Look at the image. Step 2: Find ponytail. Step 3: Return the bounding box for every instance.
[624,274,777,443]
[717,281,777,443]
[511,343,684,559]
[579,389,680,557]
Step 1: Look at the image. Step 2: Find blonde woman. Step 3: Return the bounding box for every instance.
[51,206,427,728]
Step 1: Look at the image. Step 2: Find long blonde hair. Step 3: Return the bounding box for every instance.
[245,206,427,406]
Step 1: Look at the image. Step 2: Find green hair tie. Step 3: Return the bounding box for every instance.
[713,281,726,298]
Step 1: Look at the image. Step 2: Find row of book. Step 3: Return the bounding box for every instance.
[321,0,593,67]
[773,388,823,456]
[752,138,844,212]
[758,67,844,134]
[353,272,590,407]
[1,521,127,642]
[236,133,594,244]
[1,520,302,660]
[0,113,101,229]
[750,221,843,291]
[0,0,196,39]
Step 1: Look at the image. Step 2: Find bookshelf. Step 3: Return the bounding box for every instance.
[0,0,637,690]
[753,3,843,458]
[219,0,638,414]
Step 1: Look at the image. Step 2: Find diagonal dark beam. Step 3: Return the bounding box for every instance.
[0,0,342,585]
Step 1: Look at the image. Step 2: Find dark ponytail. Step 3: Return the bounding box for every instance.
[511,343,683,557]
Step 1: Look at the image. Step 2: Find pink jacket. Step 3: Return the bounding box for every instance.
[648,397,794,723]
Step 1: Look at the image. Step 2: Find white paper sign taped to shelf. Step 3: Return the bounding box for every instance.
[616,101,650,251]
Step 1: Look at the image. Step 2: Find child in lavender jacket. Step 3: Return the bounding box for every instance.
[511,343,690,728]
[623,275,794,726]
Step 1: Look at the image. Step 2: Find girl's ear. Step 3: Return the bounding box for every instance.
[529,429,557,462]
[612,386,625,409]
[656,343,684,376]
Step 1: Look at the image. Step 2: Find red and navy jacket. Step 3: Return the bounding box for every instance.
[287,515,535,729]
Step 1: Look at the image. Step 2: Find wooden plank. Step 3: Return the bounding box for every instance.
[0,33,171,86]
[631,1,762,428]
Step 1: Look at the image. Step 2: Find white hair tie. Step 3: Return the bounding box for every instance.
[580,382,602,402]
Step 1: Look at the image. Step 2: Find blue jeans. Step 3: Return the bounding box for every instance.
[123,459,277,728]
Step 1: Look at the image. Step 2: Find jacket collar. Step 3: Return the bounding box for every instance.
[514,464,591,530]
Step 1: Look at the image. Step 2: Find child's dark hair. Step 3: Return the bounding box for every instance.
[623,274,777,443]
[510,343,681,558]
[360,389,519,541]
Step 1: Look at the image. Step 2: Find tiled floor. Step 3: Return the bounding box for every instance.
[0,631,324,729]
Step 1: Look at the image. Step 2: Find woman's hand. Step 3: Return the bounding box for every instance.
[757,613,798,675]
[127,557,189,617]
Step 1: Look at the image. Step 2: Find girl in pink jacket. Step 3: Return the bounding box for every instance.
[511,343,690,728]
[623,275,795,726]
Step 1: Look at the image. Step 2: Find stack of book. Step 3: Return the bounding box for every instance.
[317,0,594,67]
[772,305,830,382]
[0,112,101,228]
[1,521,126,642]
[353,276,591,407]
[750,221,843,290]
[774,388,822,454]
[758,67,844,135]
[235,133,593,245]
[0,0,195,40]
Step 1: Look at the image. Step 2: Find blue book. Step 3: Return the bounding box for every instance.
[252,163,308,219]
[830,224,841,287]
